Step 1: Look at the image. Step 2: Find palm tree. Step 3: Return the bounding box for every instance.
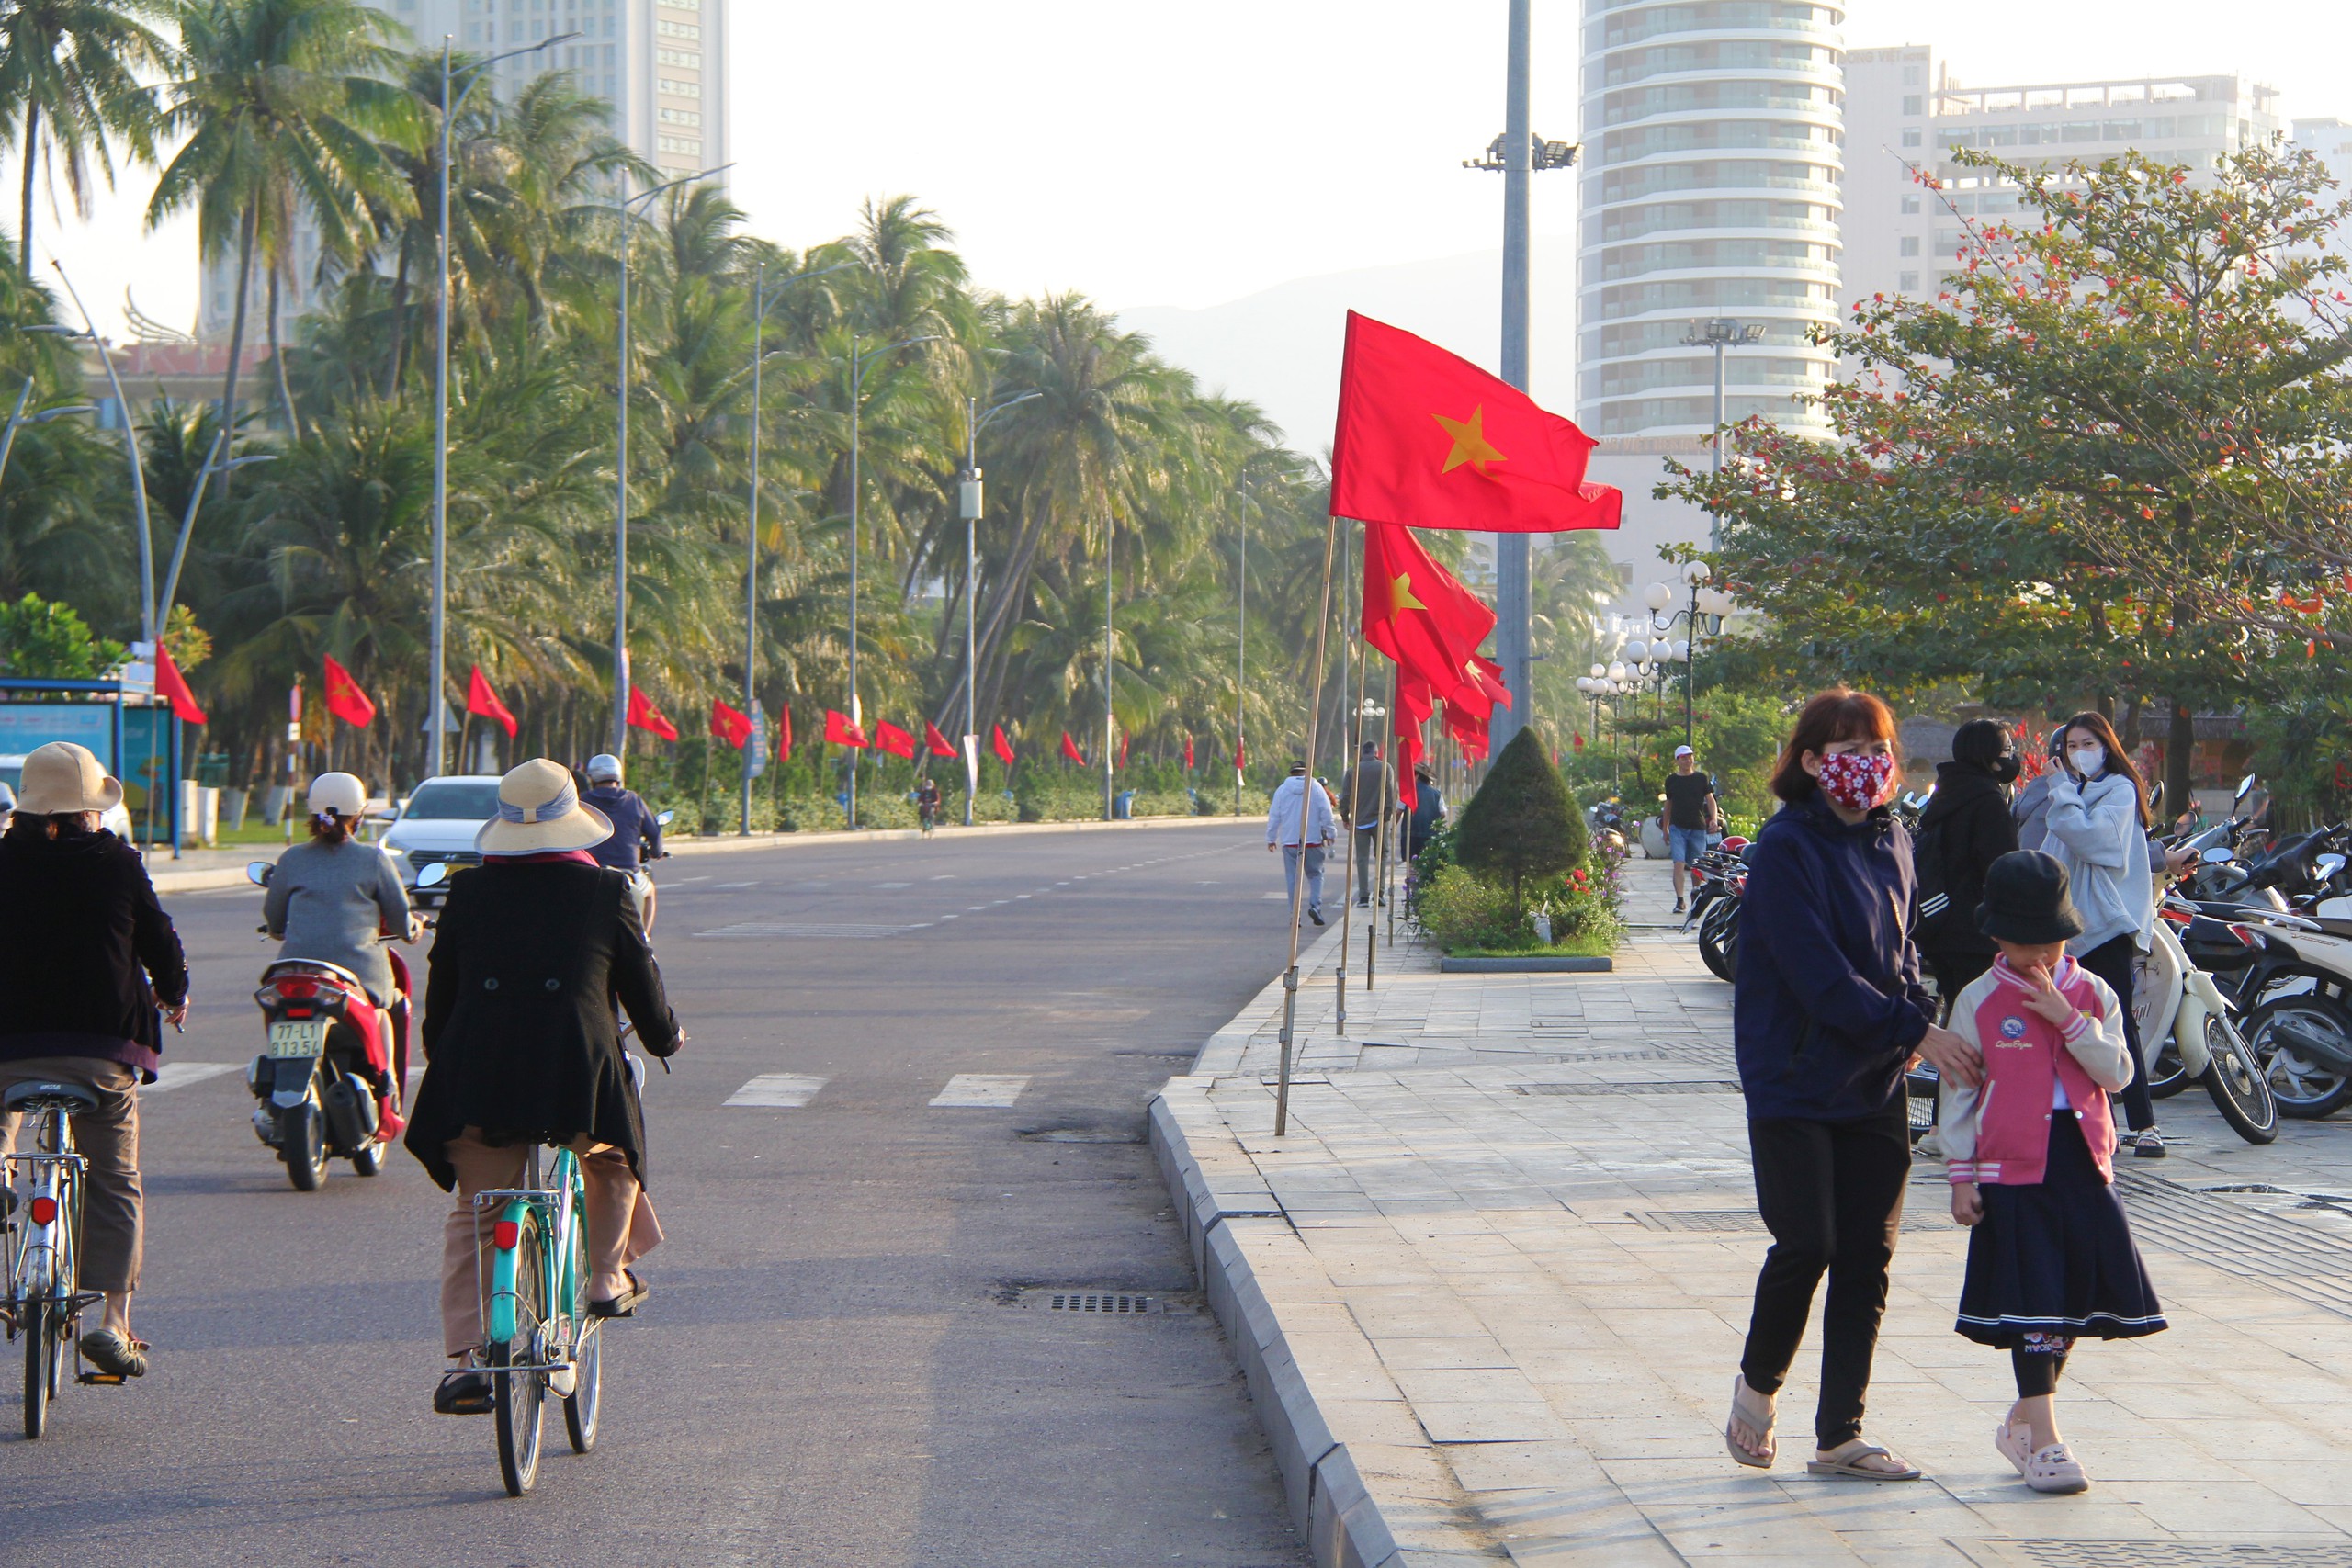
[0,0,172,274]
[148,0,414,428]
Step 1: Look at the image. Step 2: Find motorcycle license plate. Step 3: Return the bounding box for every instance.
[268,1019,329,1058]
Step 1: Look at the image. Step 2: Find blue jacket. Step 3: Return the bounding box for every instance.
[1733,791,1934,1122]
[583,785,661,871]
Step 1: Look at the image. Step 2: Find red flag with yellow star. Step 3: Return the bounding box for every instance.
[1362,518,1496,700]
[1330,311,1620,534]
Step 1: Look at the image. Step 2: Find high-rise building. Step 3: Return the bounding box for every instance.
[197,0,729,343]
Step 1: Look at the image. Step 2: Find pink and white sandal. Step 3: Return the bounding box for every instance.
[2024,1441,2090,1495]
[1995,1418,2034,1477]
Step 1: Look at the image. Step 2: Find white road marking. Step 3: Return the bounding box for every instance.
[874,882,911,889]
[663,874,710,885]
[725,1073,828,1109]
[930,1074,1030,1108]
[695,922,906,939]
[967,906,987,911]
[929,875,955,881]
[1262,892,1286,899]
[712,881,759,889]
[148,1063,240,1092]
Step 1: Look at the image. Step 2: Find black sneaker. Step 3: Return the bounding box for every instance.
[1308,908,1326,927]
[1673,898,1687,913]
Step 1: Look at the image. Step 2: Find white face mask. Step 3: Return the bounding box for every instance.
[2068,744,2107,776]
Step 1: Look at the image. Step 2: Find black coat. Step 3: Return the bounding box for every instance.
[0,825,187,1080]
[1915,761,2020,958]
[405,860,681,1191]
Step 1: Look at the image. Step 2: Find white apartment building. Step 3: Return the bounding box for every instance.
[198,0,729,343]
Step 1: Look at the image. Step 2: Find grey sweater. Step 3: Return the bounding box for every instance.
[263,839,413,1000]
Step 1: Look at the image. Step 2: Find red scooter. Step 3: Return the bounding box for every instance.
[244,863,411,1190]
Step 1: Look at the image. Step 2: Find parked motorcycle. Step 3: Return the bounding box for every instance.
[2136,896,2277,1142]
[243,862,409,1190]
[1689,838,1750,982]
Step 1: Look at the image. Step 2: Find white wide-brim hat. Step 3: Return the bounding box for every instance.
[17,741,123,815]
[474,758,613,854]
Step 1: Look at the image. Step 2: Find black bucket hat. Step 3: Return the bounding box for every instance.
[1976,850,2086,945]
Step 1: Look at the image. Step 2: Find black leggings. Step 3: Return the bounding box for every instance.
[1740,1099,1912,1449]
[2013,1337,2075,1398]
[2076,934,2155,1133]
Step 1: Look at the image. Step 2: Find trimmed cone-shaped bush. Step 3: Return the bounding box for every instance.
[1453,726,1586,910]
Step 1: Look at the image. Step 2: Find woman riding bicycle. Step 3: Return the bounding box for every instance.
[405,760,682,1416]
[0,742,187,1381]
[263,773,421,1108]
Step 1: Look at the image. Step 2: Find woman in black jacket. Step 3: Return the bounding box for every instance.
[0,742,187,1380]
[1914,719,2023,1003]
[406,759,682,1415]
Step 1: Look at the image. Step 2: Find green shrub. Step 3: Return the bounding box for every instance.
[1453,727,1587,909]
[1417,863,1531,952]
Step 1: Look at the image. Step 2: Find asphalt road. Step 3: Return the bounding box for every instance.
[0,820,1312,1568]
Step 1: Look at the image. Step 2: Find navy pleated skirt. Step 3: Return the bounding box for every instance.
[1954,1111,2166,1348]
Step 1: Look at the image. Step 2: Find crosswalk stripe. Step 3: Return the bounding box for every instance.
[930,1074,1030,1108]
[725,1073,828,1109]
[147,1062,240,1092]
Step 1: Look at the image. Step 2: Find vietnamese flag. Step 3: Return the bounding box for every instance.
[991,724,1016,767]
[824,709,866,749]
[776,705,793,762]
[1116,732,1129,770]
[154,644,207,725]
[1234,738,1246,771]
[1331,312,1621,535]
[1060,731,1085,766]
[710,698,752,749]
[923,720,957,759]
[1395,708,1425,772]
[1445,698,1490,761]
[1469,653,1512,713]
[627,685,679,740]
[322,654,376,728]
[1362,518,1497,699]
[1183,735,1194,770]
[872,719,917,760]
[467,666,518,739]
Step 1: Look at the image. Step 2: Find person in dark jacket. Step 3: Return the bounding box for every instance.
[407,759,682,1415]
[1724,691,1983,1482]
[1915,719,2023,1002]
[0,742,188,1380]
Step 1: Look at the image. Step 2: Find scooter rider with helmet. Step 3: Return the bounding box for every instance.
[580,754,663,931]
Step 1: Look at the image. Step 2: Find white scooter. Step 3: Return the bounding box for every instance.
[2136,898,2278,1144]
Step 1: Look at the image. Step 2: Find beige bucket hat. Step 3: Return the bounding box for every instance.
[473,758,613,854]
[17,741,123,815]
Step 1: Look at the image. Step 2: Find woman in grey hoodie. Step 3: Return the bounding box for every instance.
[2040,713,2164,1156]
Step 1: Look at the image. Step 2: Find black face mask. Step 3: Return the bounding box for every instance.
[1990,752,2022,784]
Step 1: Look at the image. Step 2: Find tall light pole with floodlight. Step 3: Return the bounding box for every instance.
[36,270,154,642]
[842,330,943,826]
[957,389,1038,826]
[1682,317,1765,551]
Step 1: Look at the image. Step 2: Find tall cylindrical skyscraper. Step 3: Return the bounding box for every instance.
[1578,0,1845,442]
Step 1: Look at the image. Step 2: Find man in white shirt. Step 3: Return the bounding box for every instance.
[1265,760,1338,926]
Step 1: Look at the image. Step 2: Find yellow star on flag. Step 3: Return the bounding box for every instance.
[1432,405,1506,476]
[1389,571,1426,616]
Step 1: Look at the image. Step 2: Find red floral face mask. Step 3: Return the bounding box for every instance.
[1816,750,1894,812]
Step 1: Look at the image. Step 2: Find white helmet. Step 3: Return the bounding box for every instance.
[584,753,623,784]
[308,772,367,819]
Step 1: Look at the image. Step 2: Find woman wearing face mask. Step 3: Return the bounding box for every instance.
[1724,690,1984,1482]
[1914,719,2024,1004]
[2040,712,2164,1157]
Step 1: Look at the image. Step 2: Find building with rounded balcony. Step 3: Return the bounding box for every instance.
[1577,0,1846,441]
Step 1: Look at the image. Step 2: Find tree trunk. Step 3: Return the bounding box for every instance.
[383,246,412,400]
[2166,697,2196,829]
[219,204,259,432]
[267,266,300,438]
[18,100,39,276]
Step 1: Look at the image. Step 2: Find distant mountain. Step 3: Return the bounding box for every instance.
[1114,238,1579,460]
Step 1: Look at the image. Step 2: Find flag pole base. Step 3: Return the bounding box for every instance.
[1333,965,1348,1036]
[1273,964,1301,1136]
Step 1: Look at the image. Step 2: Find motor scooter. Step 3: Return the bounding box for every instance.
[243,862,410,1190]
[2137,897,2277,1143]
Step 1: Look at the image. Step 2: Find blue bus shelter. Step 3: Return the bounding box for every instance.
[0,678,182,851]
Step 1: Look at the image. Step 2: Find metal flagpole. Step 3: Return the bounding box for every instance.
[1274,513,1341,1138]
[1235,477,1248,816]
[1334,523,1364,1032]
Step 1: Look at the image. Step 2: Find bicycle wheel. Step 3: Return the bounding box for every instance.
[492,1212,548,1495]
[21,1299,49,1440]
[562,1208,600,1454]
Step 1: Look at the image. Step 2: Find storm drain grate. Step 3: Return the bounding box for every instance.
[1982,1542,2352,1567]
[1012,1288,1162,1314]
[2116,1173,2352,1321]
[1514,1079,1740,1097]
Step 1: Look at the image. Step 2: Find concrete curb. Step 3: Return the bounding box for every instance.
[1437,954,1613,974]
[150,812,1246,896]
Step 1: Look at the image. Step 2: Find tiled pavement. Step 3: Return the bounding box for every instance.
[1157,858,2352,1566]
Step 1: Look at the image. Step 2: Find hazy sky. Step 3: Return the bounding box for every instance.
[11,0,2351,341]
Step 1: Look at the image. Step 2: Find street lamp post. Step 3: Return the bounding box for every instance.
[432,30,576,780]
[1644,561,1723,750]
[1235,476,1250,815]
[957,389,1038,827]
[1103,513,1114,822]
[842,331,943,828]
[37,271,155,642]
[609,162,734,759]
[0,381,96,496]
[1682,318,1765,551]
[159,434,273,621]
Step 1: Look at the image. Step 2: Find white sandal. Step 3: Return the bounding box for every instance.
[1805,1439,1922,1481]
[2025,1441,2089,1495]
[1724,1373,1776,1469]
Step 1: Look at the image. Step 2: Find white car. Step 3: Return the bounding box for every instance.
[0,757,135,844]
[380,774,505,907]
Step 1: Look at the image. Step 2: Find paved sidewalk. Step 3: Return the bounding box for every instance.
[1157,858,2352,1566]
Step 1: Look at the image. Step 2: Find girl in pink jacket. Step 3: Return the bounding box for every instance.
[1939,852,2166,1495]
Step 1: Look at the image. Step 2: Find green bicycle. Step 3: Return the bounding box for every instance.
[474,1142,603,1495]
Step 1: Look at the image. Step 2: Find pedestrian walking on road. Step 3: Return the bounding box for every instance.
[1724,690,1984,1481]
[2039,713,2165,1159]
[1663,744,1720,914]
[0,742,188,1381]
[1339,741,1395,907]
[409,759,684,1416]
[1939,851,2166,1495]
[1913,720,2022,1004]
[1266,760,1337,927]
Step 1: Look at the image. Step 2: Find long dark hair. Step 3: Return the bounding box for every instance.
[310,810,354,846]
[7,810,98,840]
[1769,688,1900,803]
[2056,711,2151,828]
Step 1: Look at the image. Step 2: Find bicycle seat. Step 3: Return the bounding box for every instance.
[3,1082,98,1114]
